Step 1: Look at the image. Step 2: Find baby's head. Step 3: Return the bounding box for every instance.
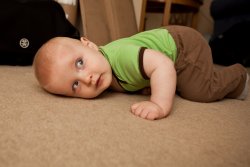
[33,37,113,98]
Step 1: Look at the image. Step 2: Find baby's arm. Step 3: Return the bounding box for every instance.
[131,49,176,120]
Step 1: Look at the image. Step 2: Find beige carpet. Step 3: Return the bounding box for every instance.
[0,66,250,167]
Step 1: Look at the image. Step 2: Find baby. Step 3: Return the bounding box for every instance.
[33,26,249,120]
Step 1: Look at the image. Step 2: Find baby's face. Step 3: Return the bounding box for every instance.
[44,38,112,98]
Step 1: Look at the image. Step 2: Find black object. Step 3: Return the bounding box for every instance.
[0,0,80,65]
[209,0,250,66]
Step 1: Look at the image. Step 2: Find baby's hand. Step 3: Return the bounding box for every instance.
[131,101,165,120]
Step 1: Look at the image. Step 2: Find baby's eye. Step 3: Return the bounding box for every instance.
[72,81,79,92]
[75,58,84,69]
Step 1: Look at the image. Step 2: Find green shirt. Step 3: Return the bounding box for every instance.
[99,28,177,92]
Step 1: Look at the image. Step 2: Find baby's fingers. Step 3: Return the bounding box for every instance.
[131,103,139,112]
[139,109,150,119]
[131,103,142,116]
[146,111,159,120]
[131,103,150,118]
[131,101,162,120]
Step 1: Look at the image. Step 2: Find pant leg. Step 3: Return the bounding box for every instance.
[167,25,247,102]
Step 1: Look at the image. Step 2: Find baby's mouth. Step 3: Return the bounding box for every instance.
[96,75,102,87]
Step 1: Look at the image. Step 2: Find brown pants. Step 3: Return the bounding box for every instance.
[166,26,247,102]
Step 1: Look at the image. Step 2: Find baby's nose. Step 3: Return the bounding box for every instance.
[79,72,93,85]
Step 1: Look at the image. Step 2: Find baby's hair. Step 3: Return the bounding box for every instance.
[33,37,62,89]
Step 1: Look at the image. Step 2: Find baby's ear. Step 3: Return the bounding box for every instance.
[80,37,89,46]
[80,37,99,51]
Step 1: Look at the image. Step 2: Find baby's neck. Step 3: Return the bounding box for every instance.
[109,75,125,92]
